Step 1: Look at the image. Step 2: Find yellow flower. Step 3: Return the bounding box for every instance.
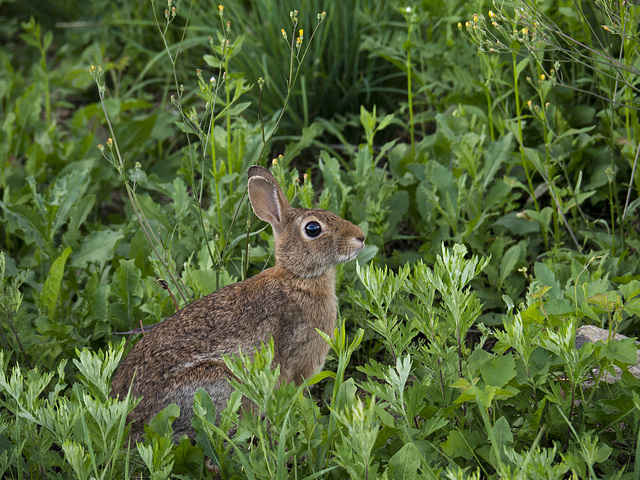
[457,22,462,29]
[522,28,529,35]
[488,10,496,18]
[473,14,478,22]
[218,4,223,13]
[281,28,287,39]
[540,74,546,81]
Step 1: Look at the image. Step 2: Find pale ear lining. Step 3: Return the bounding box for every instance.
[248,176,283,225]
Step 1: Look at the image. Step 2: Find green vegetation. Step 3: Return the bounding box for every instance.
[1,0,640,477]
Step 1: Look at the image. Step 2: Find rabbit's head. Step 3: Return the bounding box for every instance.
[248,166,365,278]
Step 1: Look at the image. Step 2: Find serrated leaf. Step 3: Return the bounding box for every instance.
[441,429,482,460]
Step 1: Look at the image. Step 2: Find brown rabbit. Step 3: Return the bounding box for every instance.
[110,165,365,440]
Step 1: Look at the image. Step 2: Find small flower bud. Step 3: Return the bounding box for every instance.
[281,28,287,40]
[106,138,113,148]
[218,4,224,15]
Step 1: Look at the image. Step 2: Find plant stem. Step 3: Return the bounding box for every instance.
[512,52,540,214]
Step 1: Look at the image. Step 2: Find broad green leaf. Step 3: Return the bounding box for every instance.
[65,194,96,240]
[619,280,640,302]
[534,262,562,300]
[499,244,524,284]
[598,338,638,366]
[388,442,421,480]
[71,229,123,268]
[481,354,516,387]
[491,416,514,463]
[172,436,204,474]
[112,259,144,303]
[192,388,220,465]
[308,370,336,385]
[441,429,482,460]
[39,246,72,318]
[147,403,180,438]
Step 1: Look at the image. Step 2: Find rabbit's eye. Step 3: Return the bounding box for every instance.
[305,221,322,237]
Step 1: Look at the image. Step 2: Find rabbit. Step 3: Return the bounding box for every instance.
[110,165,365,441]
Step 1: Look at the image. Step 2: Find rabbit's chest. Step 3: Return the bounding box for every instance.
[277,293,337,384]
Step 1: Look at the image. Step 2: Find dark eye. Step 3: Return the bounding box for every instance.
[305,221,322,237]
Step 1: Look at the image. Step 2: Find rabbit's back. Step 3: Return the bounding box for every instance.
[111,266,337,439]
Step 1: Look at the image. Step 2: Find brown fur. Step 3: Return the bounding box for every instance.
[110,166,365,440]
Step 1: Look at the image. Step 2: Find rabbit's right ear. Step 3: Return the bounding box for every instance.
[247,166,291,227]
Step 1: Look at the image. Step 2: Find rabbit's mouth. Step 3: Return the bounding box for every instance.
[342,244,364,263]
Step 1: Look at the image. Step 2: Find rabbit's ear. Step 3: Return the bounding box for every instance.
[248,166,290,226]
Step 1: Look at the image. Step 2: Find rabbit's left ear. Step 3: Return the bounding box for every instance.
[248,166,290,226]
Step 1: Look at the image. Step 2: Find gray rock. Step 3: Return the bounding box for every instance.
[575,325,640,383]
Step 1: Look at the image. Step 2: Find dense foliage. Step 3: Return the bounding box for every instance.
[1,0,640,478]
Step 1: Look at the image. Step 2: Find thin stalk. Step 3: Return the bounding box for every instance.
[512,51,541,215]
[406,15,415,156]
[97,89,192,305]
[255,15,326,164]
[622,142,640,221]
